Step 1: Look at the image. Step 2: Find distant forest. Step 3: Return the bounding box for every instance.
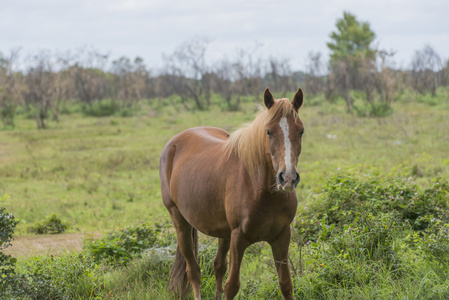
[1,12,448,128]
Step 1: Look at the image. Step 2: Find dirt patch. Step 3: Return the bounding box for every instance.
[4,233,101,257]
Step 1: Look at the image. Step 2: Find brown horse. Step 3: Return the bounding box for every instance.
[159,88,305,300]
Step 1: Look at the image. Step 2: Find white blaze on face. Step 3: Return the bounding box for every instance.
[279,117,292,173]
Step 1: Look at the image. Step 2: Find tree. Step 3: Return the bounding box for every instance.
[327,12,376,63]
[71,49,111,106]
[112,56,149,105]
[410,45,442,96]
[163,37,212,110]
[327,12,377,111]
[266,56,292,98]
[23,51,57,129]
[304,51,325,96]
[0,50,24,127]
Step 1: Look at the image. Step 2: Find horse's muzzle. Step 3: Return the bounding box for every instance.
[277,171,300,191]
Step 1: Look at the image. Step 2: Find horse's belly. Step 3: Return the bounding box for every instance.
[171,158,231,239]
[175,187,231,238]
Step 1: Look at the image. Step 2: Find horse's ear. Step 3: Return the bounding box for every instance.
[292,88,304,112]
[264,88,275,109]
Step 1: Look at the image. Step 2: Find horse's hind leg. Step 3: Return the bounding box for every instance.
[168,207,202,300]
[214,238,230,300]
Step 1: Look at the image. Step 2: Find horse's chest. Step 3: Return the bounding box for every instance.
[241,203,295,242]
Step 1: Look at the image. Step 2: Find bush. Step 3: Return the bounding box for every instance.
[354,100,393,117]
[407,213,449,267]
[81,99,137,117]
[82,99,121,117]
[5,253,97,299]
[0,194,19,293]
[27,213,68,234]
[84,221,175,264]
[0,102,16,127]
[292,211,406,294]
[294,170,449,241]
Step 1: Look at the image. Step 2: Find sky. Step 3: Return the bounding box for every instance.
[1,0,449,71]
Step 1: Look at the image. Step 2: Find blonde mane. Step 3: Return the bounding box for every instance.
[224,99,298,179]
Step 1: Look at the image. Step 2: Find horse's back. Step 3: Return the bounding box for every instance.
[159,127,232,238]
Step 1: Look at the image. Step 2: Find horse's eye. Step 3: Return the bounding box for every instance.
[300,129,304,137]
[266,129,271,137]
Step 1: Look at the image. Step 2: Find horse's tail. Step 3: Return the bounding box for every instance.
[168,227,199,299]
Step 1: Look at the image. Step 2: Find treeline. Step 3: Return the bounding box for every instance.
[306,45,449,114]
[0,41,306,129]
[1,36,448,128]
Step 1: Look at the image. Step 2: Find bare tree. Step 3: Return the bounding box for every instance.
[232,45,264,105]
[410,45,442,96]
[23,51,56,129]
[358,53,377,105]
[112,56,149,106]
[0,49,24,126]
[71,48,111,106]
[163,37,212,110]
[51,51,77,121]
[304,51,325,96]
[376,50,397,105]
[329,60,353,111]
[267,57,292,97]
[213,58,240,111]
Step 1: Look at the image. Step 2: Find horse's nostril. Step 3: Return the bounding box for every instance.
[294,172,300,185]
[279,172,286,185]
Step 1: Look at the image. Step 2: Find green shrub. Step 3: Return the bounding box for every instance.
[0,102,16,127]
[406,213,449,267]
[84,221,175,264]
[82,99,121,117]
[301,211,406,291]
[294,170,449,241]
[5,253,97,299]
[0,194,19,293]
[354,100,393,117]
[27,213,68,234]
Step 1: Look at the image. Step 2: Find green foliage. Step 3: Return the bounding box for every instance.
[81,99,122,117]
[407,214,449,267]
[312,212,405,286]
[354,100,393,117]
[0,194,19,293]
[295,171,449,241]
[4,253,97,299]
[327,11,376,63]
[84,221,175,264]
[0,102,16,127]
[27,213,68,234]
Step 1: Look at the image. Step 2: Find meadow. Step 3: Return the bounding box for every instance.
[1,89,449,299]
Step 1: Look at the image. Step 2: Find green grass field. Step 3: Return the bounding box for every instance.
[1,92,449,299]
[1,95,448,234]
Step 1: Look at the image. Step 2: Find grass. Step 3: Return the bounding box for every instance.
[1,90,449,299]
[2,95,448,235]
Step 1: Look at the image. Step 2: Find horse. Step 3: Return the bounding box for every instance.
[159,87,305,300]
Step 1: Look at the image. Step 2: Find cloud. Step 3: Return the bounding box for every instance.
[1,0,448,70]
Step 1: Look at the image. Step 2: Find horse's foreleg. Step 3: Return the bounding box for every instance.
[170,208,202,300]
[214,238,230,300]
[269,227,293,300]
[224,230,249,300]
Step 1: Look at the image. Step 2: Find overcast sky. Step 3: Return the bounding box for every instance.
[2,0,448,71]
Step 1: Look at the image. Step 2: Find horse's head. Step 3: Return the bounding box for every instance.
[264,88,304,192]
